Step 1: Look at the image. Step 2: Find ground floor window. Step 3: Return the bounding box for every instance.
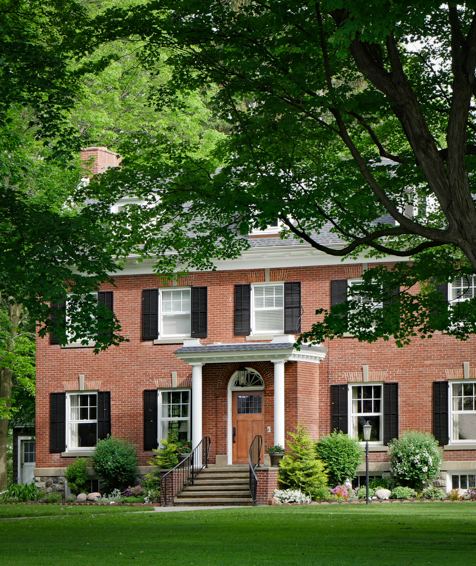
[451,473,476,490]
[67,393,97,449]
[350,384,382,442]
[159,390,190,442]
[451,382,476,442]
[351,476,378,489]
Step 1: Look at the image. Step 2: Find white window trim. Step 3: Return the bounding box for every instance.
[159,287,192,339]
[250,219,283,235]
[348,383,384,445]
[250,282,285,336]
[446,470,476,492]
[65,391,98,452]
[449,380,476,444]
[449,276,476,304]
[347,279,383,310]
[158,388,191,445]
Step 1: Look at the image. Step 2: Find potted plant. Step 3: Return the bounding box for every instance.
[267,445,285,467]
[177,442,192,462]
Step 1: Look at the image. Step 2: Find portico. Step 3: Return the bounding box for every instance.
[175,335,326,464]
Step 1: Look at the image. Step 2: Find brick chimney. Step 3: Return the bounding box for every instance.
[81,147,121,177]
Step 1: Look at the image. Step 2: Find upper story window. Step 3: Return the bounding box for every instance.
[349,384,383,443]
[142,287,207,341]
[450,276,476,303]
[161,288,191,337]
[347,279,383,310]
[252,283,284,334]
[451,381,476,442]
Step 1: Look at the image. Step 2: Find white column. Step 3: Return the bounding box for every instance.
[273,360,286,448]
[191,362,203,450]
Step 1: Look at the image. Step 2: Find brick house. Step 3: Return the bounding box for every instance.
[34,147,476,501]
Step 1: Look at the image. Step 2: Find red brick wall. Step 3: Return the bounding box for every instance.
[36,264,476,470]
[81,147,121,177]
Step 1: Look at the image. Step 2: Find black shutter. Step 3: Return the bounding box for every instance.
[433,381,449,446]
[383,286,400,308]
[50,392,66,453]
[331,384,348,434]
[97,292,114,339]
[331,280,347,306]
[144,389,158,450]
[435,282,449,301]
[142,289,159,340]
[284,282,301,334]
[191,287,207,338]
[49,301,66,345]
[234,284,251,335]
[383,383,398,445]
[97,391,111,440]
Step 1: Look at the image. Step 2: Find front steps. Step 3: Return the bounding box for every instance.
[173,465,255,506]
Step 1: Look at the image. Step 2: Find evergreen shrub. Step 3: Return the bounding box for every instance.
[315,431,363,485]
[278,425,328,500]
[91,435,138,492]
[65,457,90,495]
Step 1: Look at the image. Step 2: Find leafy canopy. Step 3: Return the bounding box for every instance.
[81,1,476,344]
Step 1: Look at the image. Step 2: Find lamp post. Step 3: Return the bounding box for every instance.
[363,421,372,505]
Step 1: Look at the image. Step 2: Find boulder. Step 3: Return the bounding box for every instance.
[375,489,392,500]
[76,493,87,502]
[87,492,101,501]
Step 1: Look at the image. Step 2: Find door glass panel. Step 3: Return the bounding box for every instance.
[237,395,262,414]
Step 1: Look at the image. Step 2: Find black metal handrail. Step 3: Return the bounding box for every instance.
[160,436,211,507]
[249,434,262,506]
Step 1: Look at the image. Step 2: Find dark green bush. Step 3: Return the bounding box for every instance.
[315,431,363,486]
[279,425,328,500]
[65,457,90,495]
[91,435,138,492]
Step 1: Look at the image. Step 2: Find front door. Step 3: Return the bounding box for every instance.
[232,391,264,464]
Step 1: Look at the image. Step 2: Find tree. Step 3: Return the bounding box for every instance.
[83,1,476,344]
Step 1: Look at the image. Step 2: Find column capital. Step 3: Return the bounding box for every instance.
[272,359,286,365]
[190,362,203,368]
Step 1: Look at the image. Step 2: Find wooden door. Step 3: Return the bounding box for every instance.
[232,391,264,464]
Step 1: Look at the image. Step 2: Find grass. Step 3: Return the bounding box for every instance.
[0,503,152,518]
[0,503,475,565]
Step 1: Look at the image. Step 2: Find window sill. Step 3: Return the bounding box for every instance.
[246,334,279,341]
[359,444,388,452]
[153,338,188,345]
[444,444,476,451]
[61,449,95,457]
[62,342,95,349]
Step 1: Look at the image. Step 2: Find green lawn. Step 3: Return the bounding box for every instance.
[0,503,152,518]
[0,503,474,565]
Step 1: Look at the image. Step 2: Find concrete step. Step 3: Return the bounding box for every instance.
[198,472,249,479]
[194,477,248,484]
[186,485,249,491]
[177,490,249,498]
[173,497,254,506]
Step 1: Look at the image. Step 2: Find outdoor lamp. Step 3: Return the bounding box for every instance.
[363,421,372,505]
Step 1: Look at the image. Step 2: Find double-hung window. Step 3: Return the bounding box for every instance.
[450,382,476,442]
[252,284,284,334]
[158,390,190,442]
[160,288,191,337]
[67,393,98,449]
[350,384,383,442]
[450,276,476,303]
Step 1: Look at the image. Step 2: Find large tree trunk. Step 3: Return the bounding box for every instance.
[0,300,22,490]
[0,368,13,490]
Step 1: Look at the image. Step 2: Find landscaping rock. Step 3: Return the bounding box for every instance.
[270,498,278,506]
[45,479,54,487]
[375,489,391,500]
[76,493,87,502]
[87,492,101,501]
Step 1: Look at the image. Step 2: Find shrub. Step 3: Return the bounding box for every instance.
[65,457,90,495]
[96,488,122,504]
[65,496,76,503]
[91,435,138,492]
[121,496,145,504]
[278,425,328,500]
[357,485,375,499]
[467,488,476,501]
[421,486,446,500]
[315,431,363,486]
[44,493,62,503]
[150,433,179,470]
[370,476,392,490]
[390,486,418,499]
[1,483,39,502]
[145,489,161,504]
[267,445,285,454]
[388,430,442,490]
[273,489,311,504]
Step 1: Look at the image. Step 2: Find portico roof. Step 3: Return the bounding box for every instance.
[174,336,327,365]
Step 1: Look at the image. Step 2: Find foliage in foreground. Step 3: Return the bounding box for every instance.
[0,483,39,502]
[91,436,138,492]
[278,426,328,500]
[65,458,90,495]
[388,430,442,490]
[315,431,363,486]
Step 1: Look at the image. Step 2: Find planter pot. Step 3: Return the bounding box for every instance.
[178,453,191,463]
[268,452,284,467]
